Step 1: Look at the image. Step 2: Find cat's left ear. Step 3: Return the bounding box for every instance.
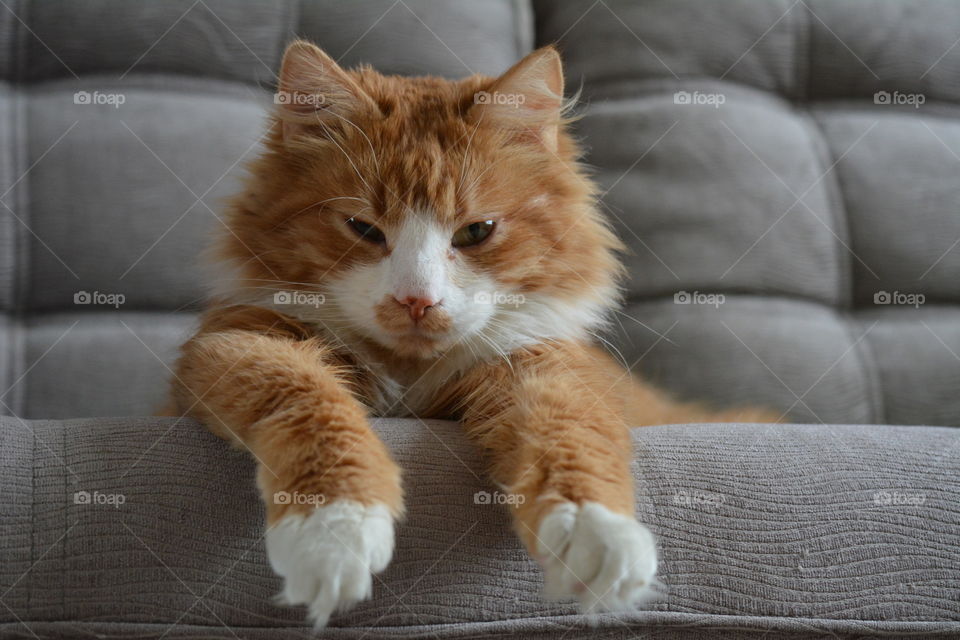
[276,40,381,141]
[470,46,565,152]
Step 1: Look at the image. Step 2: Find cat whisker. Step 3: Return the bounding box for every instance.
[267,196,371,232]
[218,278,330,292]
[318,122,377,195]
[457,119,483,193]
[328,111,381,178]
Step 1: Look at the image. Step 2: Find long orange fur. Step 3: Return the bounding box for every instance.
[170,40,774,609]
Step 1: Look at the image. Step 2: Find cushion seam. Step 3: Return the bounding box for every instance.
[795,109,886,423]
[845,311,886,424]
[793,110,853,311]
[801,0,812,102]
[12,0,28,417]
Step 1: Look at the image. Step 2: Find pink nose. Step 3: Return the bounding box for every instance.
[396,296,438,322]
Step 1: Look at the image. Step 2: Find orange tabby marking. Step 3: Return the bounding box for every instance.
[171,41,775,627]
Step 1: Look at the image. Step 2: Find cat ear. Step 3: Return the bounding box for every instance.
[470,46,565,152]
[276,40,380,141]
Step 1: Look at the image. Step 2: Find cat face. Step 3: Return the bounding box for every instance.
[218,42,622,362]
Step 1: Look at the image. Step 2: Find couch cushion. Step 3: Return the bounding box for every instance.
[535,0,960,426]
[1,417,958,638]
[15,311,198,419]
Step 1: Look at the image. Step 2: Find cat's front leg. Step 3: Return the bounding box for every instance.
[173,314,402,628]
[459,342,657,612]
[255,402,401,628]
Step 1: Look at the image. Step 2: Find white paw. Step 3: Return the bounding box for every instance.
[536,502,658,613]
[265,500,394,629]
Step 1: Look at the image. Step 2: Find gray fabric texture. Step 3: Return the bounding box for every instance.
[0,0,533,419]
[0,0,959,638]
[537,0,960,426]
[0,0,957,422]
[2,0,958,423]
[1,416,958,638]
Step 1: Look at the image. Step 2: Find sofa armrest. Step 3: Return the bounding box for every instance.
[1,416,958,638]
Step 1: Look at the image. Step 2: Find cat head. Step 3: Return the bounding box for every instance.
[217,40,622,362]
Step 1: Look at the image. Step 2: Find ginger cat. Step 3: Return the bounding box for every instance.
[171,40,774,628]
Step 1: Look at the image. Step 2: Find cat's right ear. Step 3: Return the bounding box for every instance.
[469,46,565,152]
[275,40,380,141]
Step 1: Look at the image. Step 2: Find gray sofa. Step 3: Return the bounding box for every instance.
[1,1,958,638]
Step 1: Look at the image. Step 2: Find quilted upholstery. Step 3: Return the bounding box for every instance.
[1,3,959,638]
[2,416,958,638]
[0,0,957,428]
[537,0,960,426]
[0,0,532,418]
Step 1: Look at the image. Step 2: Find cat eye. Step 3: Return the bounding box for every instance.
[346,217,386,244]
[451,220,495,248]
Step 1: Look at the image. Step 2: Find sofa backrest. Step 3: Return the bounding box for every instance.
[537,0,960,426]
[1,0,957,425]
[0,0,532,418]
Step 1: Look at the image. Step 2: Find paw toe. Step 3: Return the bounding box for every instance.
[265,501,395,628]
[536,501,658,613]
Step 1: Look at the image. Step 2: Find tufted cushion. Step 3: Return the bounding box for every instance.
[536,0,960,426]
[2,417,958,637]
[1,0,958,425]
[0,0,533,418]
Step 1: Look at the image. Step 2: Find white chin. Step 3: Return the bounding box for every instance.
[380,332,454,357]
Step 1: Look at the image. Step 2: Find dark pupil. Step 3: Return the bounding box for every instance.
[348,217,384,242]
[467,223,484,240]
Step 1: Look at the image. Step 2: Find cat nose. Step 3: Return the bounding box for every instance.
[395,295,438,322]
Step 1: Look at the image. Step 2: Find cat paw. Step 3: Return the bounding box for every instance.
[265,500,394,629]
[536,502,657,612]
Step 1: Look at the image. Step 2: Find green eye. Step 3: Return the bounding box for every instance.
[452,220,495,247]
[346,217,386,244]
